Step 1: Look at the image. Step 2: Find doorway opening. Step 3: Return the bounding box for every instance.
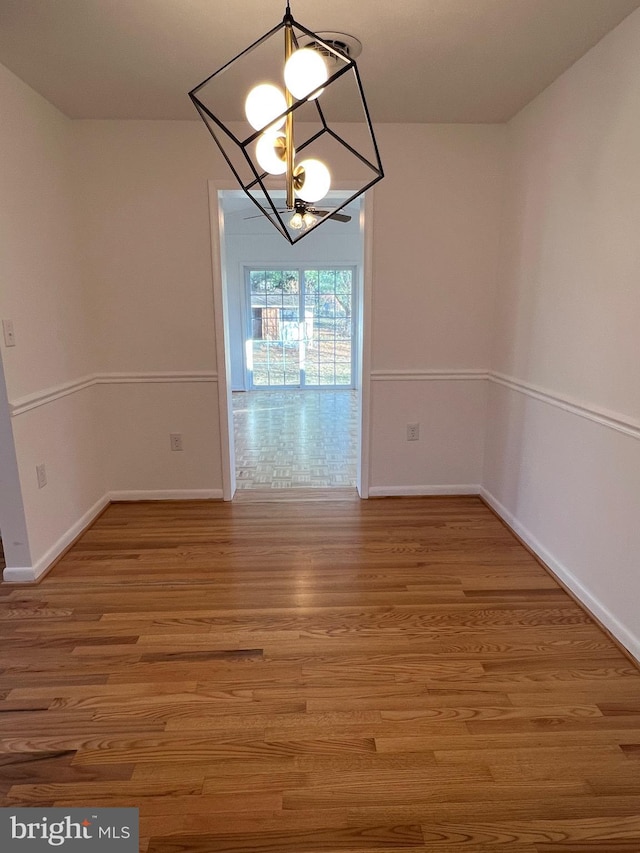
[212,188,370,497]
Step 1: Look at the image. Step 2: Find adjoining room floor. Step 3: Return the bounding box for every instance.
[2,495,640,852]
[232,389,358,489]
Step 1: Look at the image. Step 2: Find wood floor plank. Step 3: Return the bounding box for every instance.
[341,796,640,823]
[5,779,202,805]
[419,814,640,846]
[282,779,593,810]
[146,823,426,853]
[1,496,639,852]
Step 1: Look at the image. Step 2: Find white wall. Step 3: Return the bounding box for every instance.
[483,9,640,658]
[369,124,504,494]
[74,120,504,500]
[74,121,222,500]
[0,64,105,580]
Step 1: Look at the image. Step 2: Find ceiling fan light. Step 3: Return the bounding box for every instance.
[295,159,331,203]
[256,130,288,175]
[244,84,287,131]
[284,48,327,101]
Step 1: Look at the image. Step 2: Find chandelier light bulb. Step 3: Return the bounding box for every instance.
[303,211,317,229]
[295,159,331,203]
[244,84,287,131]
[256,130,288,175]
[289,212,304,229]
[284,48,328,101]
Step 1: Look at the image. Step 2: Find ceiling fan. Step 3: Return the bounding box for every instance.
[244,199,351,229]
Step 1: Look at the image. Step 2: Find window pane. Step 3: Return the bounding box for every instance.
[248,267,353,389]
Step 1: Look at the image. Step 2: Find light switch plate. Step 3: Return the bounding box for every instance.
[36,463,47,489]
[2,319,15,347]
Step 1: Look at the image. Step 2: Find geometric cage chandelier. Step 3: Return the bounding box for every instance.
[189,2,384,244]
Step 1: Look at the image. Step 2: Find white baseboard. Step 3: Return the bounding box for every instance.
[368,484,481,497]
[3,494,110,583]
[108,489,224,502]
[480,487,640,664]
[2,566,41,583]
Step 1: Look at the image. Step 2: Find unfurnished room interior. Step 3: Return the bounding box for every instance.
[1,2,640,851]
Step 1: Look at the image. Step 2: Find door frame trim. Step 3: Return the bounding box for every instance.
[207,181,375,499]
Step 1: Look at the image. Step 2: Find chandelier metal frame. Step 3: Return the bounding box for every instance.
[189,4,384,243]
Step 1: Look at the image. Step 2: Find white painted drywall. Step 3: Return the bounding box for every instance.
[0,69,98,398]
[369,376,487,494]
[484,8,640,657]
[72,120,223,498]
[367,124,504,493]
[100,380,222,497]
[73,119,504,498]
[372,125,505,372]
[0,64,105,578]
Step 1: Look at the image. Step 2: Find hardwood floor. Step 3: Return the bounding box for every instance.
[1,495,640,852]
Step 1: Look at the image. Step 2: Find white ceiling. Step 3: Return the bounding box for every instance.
[0,0,638,123]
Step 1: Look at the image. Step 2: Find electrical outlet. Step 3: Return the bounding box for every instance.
[2,319,16,347]
[36,463,47,488]
[170,433,183,451]
[407,422,420,441]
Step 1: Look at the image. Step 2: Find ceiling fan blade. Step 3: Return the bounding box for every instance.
[311,209,352,223]
[243,210,286,220]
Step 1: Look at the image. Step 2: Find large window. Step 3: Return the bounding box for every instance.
[246,267,356,389]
